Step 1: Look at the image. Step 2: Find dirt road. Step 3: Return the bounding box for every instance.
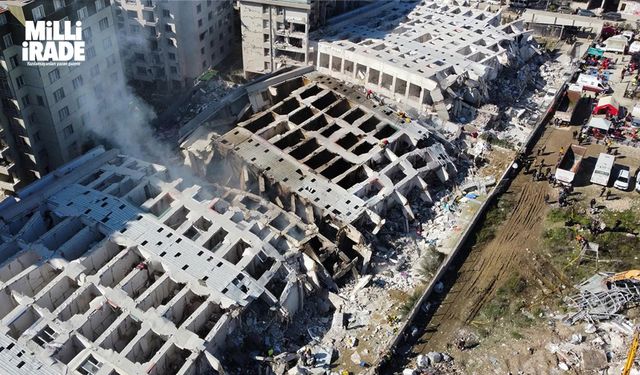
[411,124,574,354]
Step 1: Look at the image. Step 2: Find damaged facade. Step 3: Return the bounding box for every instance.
[0,146,339,374]
[182,70,458,280]
[311,0,538,119]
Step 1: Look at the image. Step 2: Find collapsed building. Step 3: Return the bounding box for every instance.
[0,147,342,374]
[182,69,458,281]
[311,0,538,119]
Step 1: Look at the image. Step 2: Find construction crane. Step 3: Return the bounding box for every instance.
[622,328,639,375]
[605,270,640,284]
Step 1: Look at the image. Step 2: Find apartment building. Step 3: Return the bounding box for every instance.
[0,0,124,196]
[113,0,235,92]
[239,0,362,77]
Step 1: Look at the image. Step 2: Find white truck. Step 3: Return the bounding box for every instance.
[555,144,588,185]
[590,153,616,186]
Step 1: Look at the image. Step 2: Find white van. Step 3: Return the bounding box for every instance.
[576,74,609,93]
[590,153,615,186]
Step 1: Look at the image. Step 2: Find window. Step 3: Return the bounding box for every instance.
[82,27,92,42]
[3,33,13,47]
[77,95,86,107]
[63,125,73,137]
[86,47,96,59]
[90,64,100,76]
[168,52,176,60]
[137,66,147,75]
[106,54,116,65]
[99,17,109,31]
[134,53,145,61]
[63,125,74,137]
[95,0,105,11]
[202,60,207,68]
[170,66,177,74]
[37,96,44,106]
[200,47,205,55]
[21,95,30,107]
[53,88,66,103]
[72,75,84,89]
[163,9,170,17]
[199,32,205,41]
[32,5,45,20]
[0,14,6,26]
[127,10,137,18]
[58,106,70,121]
[211,53,216,61]
[198,19,203,27]
[209,40,214,47]
[208,11,213,20]
[48,69,60,83]
[165,24,172,32]
[9,55,18,69]
[197,4,202,13]
[16,75,25,88]
[219,33,223,41]
[103,37,112,49]
[77,7,88,20]
[166,38,175,46]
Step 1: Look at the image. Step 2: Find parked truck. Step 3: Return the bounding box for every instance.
[554,85,582,125]
[555,144,588,185]
[590,153,616,186]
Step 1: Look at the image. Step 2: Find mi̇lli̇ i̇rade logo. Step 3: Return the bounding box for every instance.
[22,20,85,66]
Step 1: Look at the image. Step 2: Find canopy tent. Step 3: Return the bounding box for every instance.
[592,95,619,116]
[587,117,612,131]
[587,47,604,58]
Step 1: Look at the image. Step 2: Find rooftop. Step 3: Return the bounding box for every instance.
[0,147,327,374]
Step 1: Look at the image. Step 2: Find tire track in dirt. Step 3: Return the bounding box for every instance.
[416,170,550,352]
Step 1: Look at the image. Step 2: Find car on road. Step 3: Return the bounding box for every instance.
[577,9,597,17]
[602,12,623,21]
[558,6,573,14]
[614,168,630,190]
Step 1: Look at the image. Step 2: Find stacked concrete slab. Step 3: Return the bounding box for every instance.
[184,71,457,245]
[312,0,537,119]
[0,147,331,375]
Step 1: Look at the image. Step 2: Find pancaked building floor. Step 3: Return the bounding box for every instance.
[180,69,469,372]
[183,71,458,277]
[0,147,346,375]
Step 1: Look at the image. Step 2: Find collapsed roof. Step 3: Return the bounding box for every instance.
[312,0,538,119]
[0,147,337,374]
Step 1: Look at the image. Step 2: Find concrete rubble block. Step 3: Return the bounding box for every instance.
[581,349,608,372]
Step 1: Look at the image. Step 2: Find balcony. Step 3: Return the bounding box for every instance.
[0,159,16,175]
[0,174,19,192]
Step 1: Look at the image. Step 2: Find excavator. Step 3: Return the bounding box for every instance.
[604,270,640,289]
[607,270,640,375]
[622,328,639,375]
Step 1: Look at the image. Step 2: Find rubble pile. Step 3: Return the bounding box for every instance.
[545,320,635,373]
[176,79,237,127]
[466,53,575,147]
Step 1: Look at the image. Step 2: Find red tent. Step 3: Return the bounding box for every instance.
[592,96,619,116]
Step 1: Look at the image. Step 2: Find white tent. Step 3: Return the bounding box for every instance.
[587,117,612,131]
